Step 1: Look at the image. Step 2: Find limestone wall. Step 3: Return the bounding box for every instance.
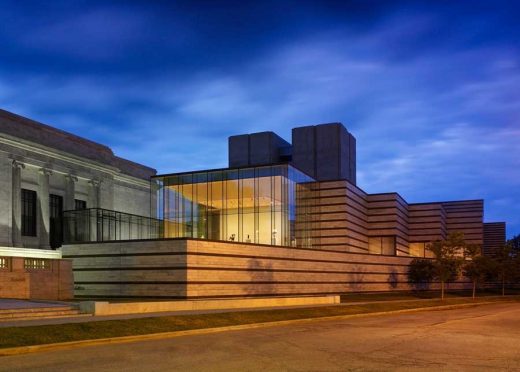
[0,121,154,248]
[63,239,472,299]
[0,153,13,246]
[310,180,486,256]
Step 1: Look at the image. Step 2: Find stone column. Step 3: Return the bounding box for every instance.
[38,168,53,249]
[88,179,101,209]
[64,174,78,211]
[64,174,78,243]
[88,179,101,241]
[11,160,25,247]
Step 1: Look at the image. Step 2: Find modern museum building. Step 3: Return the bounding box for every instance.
[0,109,507,299]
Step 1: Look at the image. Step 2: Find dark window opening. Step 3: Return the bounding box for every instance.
[49,194,63,249]
[75,199,87,210]
[21,189,37,236]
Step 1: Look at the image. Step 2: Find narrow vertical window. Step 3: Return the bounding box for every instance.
[49,194,64,248]
[74,199,87,210]
[21,189,37,236]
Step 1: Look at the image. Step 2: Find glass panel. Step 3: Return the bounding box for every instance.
[381,236,396,255]
[272,174,283,245]
[240,168,255,243]
[368,237,382,254]
[179,174,193,238]
[256,167,272,245]
[153,164,316,248]
[193,173,208,239]
[409,242,425,257]
[242,213,254,243]
[62,208,163,243]
[224,170,239,241]
[425,243,435,258]
[208,171,223,240]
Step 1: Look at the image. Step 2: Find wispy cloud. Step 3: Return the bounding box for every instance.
[0,1,518,236]
[16,7,156,61]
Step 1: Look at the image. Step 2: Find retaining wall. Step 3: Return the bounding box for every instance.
[63,239,472,298]
[0,257,73,300]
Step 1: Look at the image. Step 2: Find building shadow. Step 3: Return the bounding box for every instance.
[246,258,275,296]
[388,268,399,289]
[347,266,365,292]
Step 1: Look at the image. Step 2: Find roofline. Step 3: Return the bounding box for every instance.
[152,161,315,179]
[0,108,156,179]
[408,199,484,206]
[0,108,113,154]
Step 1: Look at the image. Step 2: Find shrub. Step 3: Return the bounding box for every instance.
[408,258,435,290]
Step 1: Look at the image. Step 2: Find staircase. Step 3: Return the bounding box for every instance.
[0,304,87,322]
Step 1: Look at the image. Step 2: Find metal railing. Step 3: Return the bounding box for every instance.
[63,208,164,244]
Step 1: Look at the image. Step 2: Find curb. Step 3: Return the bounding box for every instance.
[0,300,509,357]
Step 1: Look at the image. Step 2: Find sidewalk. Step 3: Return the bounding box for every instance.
[0,302,340,328]
[1,295,514,328]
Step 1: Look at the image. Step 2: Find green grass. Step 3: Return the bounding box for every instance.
[340,289,520,302]
[1,296,519,349]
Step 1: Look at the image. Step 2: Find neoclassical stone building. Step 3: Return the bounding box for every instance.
[0,108,156,250]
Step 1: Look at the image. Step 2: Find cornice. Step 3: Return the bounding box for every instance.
[0,134,150,188]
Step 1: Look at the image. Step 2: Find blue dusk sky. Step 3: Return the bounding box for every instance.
[0,1,519,237]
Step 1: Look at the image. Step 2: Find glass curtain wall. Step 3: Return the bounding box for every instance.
[153,164,315,248]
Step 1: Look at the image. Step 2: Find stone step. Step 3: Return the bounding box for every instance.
[0,306,76,315]
[0,308,82,321]
[0,313,92,323]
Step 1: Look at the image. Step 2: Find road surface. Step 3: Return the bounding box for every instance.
[1,302,520,371]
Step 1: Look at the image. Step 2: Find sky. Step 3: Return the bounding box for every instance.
[0,0,519,237]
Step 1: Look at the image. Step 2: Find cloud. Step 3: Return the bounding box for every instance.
[16,7,151,60]
[0,3,518,236]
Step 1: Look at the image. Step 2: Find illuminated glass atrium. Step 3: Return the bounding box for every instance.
[152,164,315,248]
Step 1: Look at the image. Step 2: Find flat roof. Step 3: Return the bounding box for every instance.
[0,108,156,180]
[153,161,314,179]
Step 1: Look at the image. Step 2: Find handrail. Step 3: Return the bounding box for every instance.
[62,208,164,244]
[63,208,163,221]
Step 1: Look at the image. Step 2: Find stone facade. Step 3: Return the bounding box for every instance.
[228,131,291,168]
[228,122,356,184]
[483,222,507,257]
[310,180,486,255]
[6,114,504,300]
[63,239,473,299]
[0,108,156,249]
[227,123,502,255]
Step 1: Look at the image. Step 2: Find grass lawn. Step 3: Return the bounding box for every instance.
[1,296,519,349]
[340,289,520,302]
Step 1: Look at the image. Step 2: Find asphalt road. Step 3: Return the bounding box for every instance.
[2,302,520,371]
